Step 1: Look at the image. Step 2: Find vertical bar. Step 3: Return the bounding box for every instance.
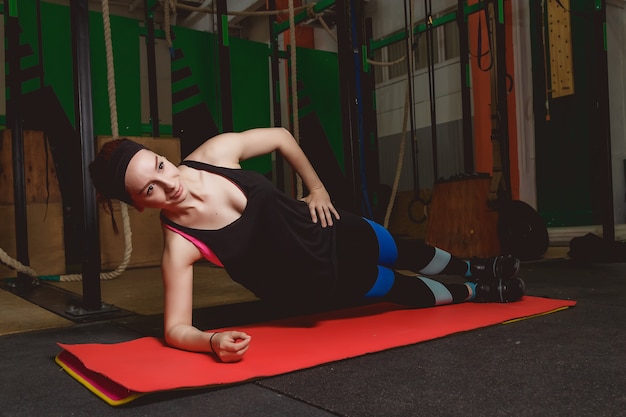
[458,0,474,173]
[351,0,371,217]
[335,0,362,213]
[404,0,420,199]
[5,3,33,293]
[268,0,285,191]
[493,0,511,198]
[144,0,160,137]
[424,0,439,180]
[216,0,233,132]
[364,18,381,218]
[593,0,614,240]
[70,0,102,311]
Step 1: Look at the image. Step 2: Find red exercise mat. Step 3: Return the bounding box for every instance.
[56,296,576,405]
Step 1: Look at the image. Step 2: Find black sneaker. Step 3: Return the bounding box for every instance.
[473,277,525,303]
[469,255,520,282]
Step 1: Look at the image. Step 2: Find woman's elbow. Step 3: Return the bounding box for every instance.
[163,324,182,348]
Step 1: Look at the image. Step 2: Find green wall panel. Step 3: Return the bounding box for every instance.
[170,26,218,119]
[295,47,344,171]
[39,2,75,127]
[13,2,143,137]
[87,10,142,137]
[230,36,271,173]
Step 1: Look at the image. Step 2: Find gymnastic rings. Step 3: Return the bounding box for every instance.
[408,196,430,224]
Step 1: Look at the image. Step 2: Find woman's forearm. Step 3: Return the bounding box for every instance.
[165,323,215,353]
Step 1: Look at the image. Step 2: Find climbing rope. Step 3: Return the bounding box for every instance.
[49,0,134,281]
[161,0,306,198]
[58,0,134,282]
[161,0,312,53]
[383,0,421,228]
[0,248,37,277]
[67,0,135,282]
[0,0,133,282]
[156,0,416,218]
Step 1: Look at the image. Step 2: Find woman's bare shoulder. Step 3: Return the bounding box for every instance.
[185,133,242,168]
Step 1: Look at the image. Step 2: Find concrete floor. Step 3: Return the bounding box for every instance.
[0,248,624,416]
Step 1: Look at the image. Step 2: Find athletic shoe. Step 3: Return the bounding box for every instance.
[469,255,520,282]
[473,277,525,303]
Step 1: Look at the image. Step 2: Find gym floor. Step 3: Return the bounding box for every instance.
[0,247,624,417]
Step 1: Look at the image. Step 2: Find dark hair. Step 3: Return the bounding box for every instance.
[89,138,146,233]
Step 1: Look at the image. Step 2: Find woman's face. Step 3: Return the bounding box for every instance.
[124,149,186,210]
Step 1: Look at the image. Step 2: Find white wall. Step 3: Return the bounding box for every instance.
[375,59,463,140]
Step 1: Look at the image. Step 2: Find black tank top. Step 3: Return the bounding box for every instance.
[160,160,337,303]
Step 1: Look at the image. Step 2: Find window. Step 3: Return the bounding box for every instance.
[374,10,462,85]
[414,23,439,71]
[388,32,409,80]
[443,20,460,61]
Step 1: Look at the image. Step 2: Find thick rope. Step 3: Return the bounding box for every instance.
[59,0,133,282]
[383,0,416,228]
[58,0,134,282]
[164,0,176,51]
[0,0,133,281]
[67,0,134,282]
[383,83,411,228]
[102,0,118,140]
[0,248,37,277]
[304,2,411,223]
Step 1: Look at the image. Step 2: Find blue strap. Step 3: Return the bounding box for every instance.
[365,266,395,298]
[362,218,398,266]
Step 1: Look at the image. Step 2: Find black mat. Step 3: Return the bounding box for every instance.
[1,258,624,417]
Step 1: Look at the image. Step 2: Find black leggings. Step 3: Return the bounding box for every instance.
[333,214,470,307]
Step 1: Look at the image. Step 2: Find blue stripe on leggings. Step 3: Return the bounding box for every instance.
[417,276,454,305]
[362,218,398,266]
[365,266,395,298]
[419,247,451,276]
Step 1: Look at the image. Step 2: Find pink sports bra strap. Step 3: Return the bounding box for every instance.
[162,222,224,267]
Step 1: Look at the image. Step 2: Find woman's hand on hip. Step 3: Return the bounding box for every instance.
[301,186,340,227]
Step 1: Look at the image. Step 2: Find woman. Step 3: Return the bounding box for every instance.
[89,127,524,363]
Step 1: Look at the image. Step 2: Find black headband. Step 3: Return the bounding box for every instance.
[106,139,147,205]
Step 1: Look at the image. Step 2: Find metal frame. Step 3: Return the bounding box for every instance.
[216,0,234,133]
[70,0,102,311]
[144,0,160,137]
[5,1,32,294]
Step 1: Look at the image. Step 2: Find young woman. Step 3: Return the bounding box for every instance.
[89,127,524,363]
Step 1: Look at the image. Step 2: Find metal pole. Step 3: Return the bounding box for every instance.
[593,0,614,241]
[404,0,420,197]
[70,0,102,311]
[493,0,511,198]
[144,0,160,137]
[363,17,381,220]
[335,0,362,213]
[268,0,285,191]
[458,0,474,173]
[6,3,34,294]
[216,0,233,132]
[364,18,380,194]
